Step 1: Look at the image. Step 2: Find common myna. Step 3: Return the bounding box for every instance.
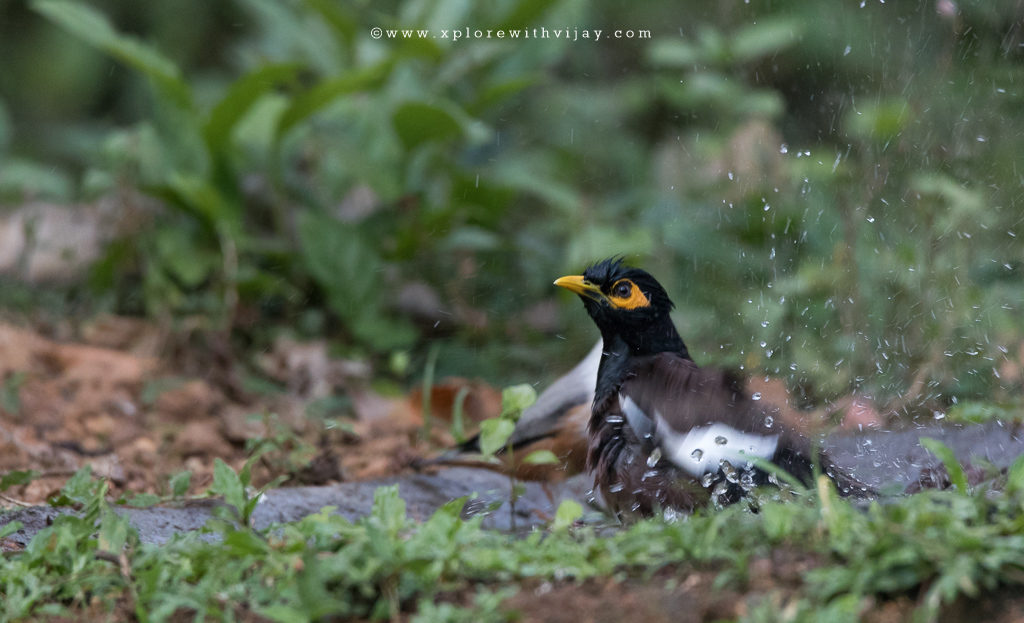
[555,257,869,517]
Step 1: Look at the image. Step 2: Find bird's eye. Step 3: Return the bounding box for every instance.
[613,281,633,298]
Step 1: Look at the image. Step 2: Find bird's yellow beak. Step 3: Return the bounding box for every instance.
[554,275,604,301]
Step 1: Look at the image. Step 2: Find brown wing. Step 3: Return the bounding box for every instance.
[621,353,778,435]
[589,352,871,516]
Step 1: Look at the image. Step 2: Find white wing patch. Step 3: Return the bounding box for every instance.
[617,392,779,477]
[618,393,655,440]
[656,416,779,477]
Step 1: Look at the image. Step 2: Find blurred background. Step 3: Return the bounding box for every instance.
[1,0,1023,421]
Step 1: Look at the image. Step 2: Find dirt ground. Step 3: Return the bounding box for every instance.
[0,317,503,508]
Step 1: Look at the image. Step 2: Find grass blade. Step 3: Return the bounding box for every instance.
[919,437,969,494]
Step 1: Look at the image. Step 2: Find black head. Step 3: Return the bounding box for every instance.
[555,257,689,358]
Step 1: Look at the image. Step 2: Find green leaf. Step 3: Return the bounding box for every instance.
[32,0,192,108]
[522,449,559,465]
[0,159,73,201]
[0,371,26,415]
[500,384,537,422]
[478,418,516,457]
[297,211,416,350]
[370,485,407,537]
[211,458,247,516]
[567,225,654,270]
[1007,454,1024,497]
[118,492,161,507]
[164,173,241,231]
[552,499,583,530]
[275,62,392,141]
[731,19,802,62]
[169,470,192,497]
[153,226,217,288]
[303,0,358,43]
[203,63,301,156]
[0,469,38,492]
[919,437,970,494]
[392,100,464,149]
[49,466,103,508]
[224,528,271,556]
[647,40,702,67]
[98,510,131,554]
[844,98,911,144]
[0,520,22,539]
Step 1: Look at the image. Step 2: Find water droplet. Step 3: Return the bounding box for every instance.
[715,435,728,445]
[642,469,659,481]
[700,472,717,488]
[752,392,762,401]
[608,482,624,493]
[647,447,662,467]
[764,415,774,428]
[605,415,624,424]
[662,507,681,523]
[690,448,704,462]
[740,471,756,489]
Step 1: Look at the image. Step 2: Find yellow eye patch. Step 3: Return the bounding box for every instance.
[607,279,650,309]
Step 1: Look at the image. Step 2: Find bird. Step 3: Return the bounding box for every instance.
[555,257,869,517]
[413,341,602,482]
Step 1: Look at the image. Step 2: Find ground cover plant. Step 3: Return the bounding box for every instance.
[4,447,1024,622]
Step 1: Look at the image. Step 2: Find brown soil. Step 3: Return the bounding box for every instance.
[0,317,498,508]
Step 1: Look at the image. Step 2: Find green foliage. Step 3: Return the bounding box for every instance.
[477,383,537,457]
[6,469,1024,620]
[7,0,1021,401]
[297,211,416,350]
[920,437,970,494]
[208,455,284,526]
[946,400,1024,425]
[32,0,192,107]
[551,499,584,531]
[168,470,192,498]
[522,449,559,465]
[478,418,518,458]
[500,384,538,422]
[0,469,38,492]
[0,371,27,416]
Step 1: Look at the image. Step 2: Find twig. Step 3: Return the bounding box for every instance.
[0,492,32,507]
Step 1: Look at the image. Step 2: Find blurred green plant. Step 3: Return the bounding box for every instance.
[6,458,1024,620]
[3,0,1021,408]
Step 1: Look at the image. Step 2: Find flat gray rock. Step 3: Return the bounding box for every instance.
[3,422,1023,546]
[825,420,1024,488]
[0,468,594,546]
